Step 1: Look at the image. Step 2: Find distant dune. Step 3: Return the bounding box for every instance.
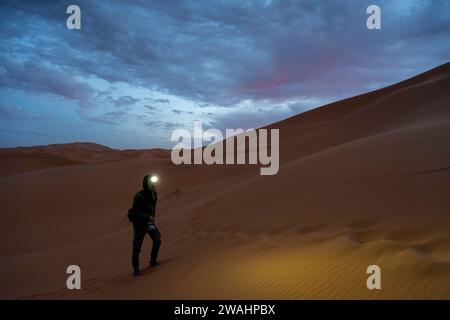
[0,142,170,178]
[0,63,449,299]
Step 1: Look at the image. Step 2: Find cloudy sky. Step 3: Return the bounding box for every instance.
[0,0,449,149]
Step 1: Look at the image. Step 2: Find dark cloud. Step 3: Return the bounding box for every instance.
[88,110,128,125]
[144,105,156,111]
[113,96,140,108]
[145,98,170,104]
[0,61,95,106]
[2,0,448,108]
[171,108,195,115]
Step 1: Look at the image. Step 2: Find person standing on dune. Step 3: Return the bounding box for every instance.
[127,174,161,276]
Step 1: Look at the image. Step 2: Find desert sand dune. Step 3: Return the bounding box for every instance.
[0,142,170,178]
[0,63,449,299]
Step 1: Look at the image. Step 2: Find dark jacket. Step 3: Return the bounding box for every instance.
[128,175,158,227]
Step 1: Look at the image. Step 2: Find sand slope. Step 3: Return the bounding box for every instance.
[0,63,449,299]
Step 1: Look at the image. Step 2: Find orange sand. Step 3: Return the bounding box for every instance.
[0,63,449,299]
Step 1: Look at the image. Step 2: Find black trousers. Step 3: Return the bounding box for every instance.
[132,224,161,270]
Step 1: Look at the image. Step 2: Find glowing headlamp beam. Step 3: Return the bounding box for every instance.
[150,176,158,183]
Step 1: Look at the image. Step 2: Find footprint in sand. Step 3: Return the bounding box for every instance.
[347,227,384,244]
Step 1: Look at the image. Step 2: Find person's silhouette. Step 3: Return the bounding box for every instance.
[127,175,161,276]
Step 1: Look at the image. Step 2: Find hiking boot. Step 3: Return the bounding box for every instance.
[150,260,159,267]
[132,269,141,277]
